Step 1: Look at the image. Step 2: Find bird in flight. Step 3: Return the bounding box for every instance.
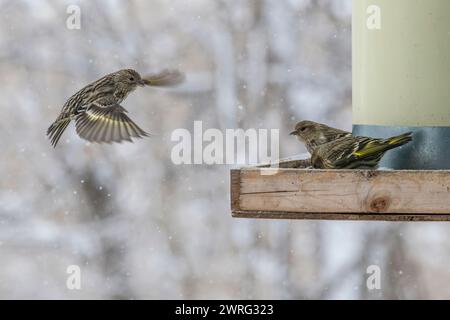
[47,69,184,147]
[290,120,412,169]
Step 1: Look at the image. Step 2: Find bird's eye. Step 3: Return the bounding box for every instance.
[129,77,135,81]
[300,127,307,132]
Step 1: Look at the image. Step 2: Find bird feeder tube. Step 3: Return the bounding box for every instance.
[353,0,450,169]
[230,168,450,222]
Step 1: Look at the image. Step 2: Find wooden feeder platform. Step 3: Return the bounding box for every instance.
[230,162,450,221]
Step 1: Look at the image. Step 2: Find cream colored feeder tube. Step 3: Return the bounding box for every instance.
[352,0,450,169]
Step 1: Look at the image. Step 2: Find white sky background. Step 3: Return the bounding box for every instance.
[0,0,448,299]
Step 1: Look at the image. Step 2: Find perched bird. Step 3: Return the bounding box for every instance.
[47,69,184,147]
[290,121,413,169]
[290,120,352,154]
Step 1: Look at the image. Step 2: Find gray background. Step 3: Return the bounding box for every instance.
[0,0,448,299]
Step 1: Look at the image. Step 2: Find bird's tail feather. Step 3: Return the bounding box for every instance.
[385,132,413,148]
[333,132,413,168]
[356,132,413,158]
[47,118,71,148]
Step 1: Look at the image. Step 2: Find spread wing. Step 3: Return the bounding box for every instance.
[75,103,149,143]
[142,69,185,87]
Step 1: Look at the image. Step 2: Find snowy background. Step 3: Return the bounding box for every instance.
[0,0,448,299]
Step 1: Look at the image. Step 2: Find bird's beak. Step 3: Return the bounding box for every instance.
[139,79,147,86]
[290,130,297,136]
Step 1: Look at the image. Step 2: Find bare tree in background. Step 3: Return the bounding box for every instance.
[0,0,447,299]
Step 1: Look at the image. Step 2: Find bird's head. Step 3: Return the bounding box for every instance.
[290,120,320,140]
[113,69,146,90]
[290,120,345,153]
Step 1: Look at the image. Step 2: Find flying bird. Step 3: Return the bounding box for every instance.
[290,120,412,169]
[47,69,184,147]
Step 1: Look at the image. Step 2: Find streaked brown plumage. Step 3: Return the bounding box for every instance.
[310,132,413,169]
[290,120,351,153]
[291,120,413,169]
[47,69,184,147]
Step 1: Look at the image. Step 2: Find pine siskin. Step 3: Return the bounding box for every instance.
[290,121,413,169]
[290,120,352,153]
[47,69,184,147]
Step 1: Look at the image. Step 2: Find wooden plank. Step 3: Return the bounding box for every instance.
[230,169,450,221]
[231,210,450,222]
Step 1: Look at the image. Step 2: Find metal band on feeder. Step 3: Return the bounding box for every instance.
[352,0,450,169]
